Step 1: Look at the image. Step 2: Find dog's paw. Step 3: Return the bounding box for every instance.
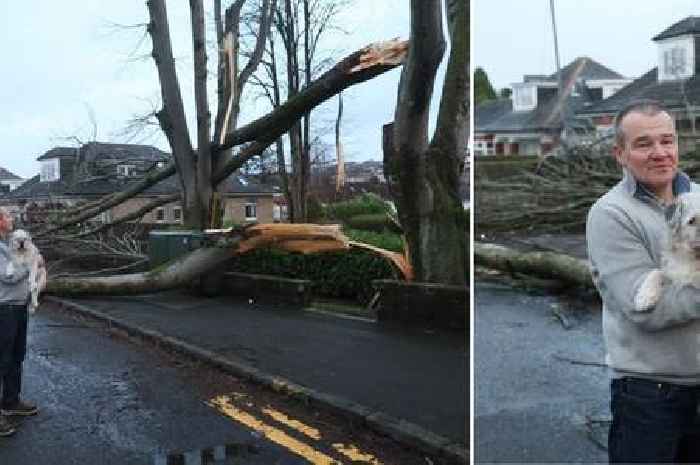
[634,270,663,311]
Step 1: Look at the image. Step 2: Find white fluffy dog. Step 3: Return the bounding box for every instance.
[7,229,47,313]
[635,192,700,311]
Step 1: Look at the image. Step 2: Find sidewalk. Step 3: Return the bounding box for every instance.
[45,291,468,460]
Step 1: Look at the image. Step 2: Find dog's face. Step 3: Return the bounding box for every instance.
[670,193,700,251]
[8,229,32,255]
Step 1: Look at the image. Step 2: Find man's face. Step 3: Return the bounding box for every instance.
[613,111,678,196]
[0,212,13,237]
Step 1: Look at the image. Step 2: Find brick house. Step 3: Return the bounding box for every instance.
[474,57,631,157]
[2,142,279,226]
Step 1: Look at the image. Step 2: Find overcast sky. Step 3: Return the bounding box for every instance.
[474,0,699,92]
[1,1,451,179]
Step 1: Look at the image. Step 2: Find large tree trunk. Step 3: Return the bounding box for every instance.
[282,0,306,222]
[191,0,213,230]
[384,0,467,286]
[46,224,412,295]
[147,0,199,228]
[474,242,593,289]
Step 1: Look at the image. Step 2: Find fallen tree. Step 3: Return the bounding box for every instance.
[474,241,593,289]
[30,1,469,296]
[45,223,412,296]
[476,146,700,234]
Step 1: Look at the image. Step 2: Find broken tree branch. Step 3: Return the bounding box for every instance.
[216,39,408,152]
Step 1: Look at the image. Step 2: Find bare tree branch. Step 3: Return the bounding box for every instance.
[217,39,408,152]
[36,163,177,237]
[75,193,181,238]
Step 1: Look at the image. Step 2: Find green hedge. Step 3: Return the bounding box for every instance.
[324,193,390,221]
[345,213,393,232]
[345,229,404,252]
[226,247,398,304]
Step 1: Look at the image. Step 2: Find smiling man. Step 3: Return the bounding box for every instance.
[0,207,38,438]
[586,99,700,463]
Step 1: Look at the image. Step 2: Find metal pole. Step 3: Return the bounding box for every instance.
[549,0,568,144]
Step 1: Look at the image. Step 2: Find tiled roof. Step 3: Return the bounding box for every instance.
[0,167,22,180]
[476,57,625,133]
[6,170,277,200]
[652,16,700,41]
[36,147,77,161]
[142,173,278,196]
[37,142,169,162]
[577,67,700,115]
[549,57,625,81]
[10,142,278,200]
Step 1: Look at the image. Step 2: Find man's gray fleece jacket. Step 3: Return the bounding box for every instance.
[0,239,30,306]
[587,169,700,383]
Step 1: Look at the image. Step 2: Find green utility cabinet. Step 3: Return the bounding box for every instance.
[148,230,205,267]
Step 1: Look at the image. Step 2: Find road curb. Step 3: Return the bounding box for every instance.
[45,296,468,464]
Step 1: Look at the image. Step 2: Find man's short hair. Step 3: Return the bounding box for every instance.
[0,206,8,218]
[614,99,673,146]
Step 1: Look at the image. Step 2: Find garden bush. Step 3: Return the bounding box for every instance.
[344,213,393,232]
[227,247,399,304]
[344,229,404,253]
[324,193,390,221]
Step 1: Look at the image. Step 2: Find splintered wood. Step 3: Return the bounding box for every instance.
[224,223,413,281]
[235,224,349,254]
[349,39,408,73]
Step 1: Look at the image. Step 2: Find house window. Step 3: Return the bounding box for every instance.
[664,47,687,77]
[173,206,182,223]
[155,207,165,222]
[117,165,136,177]
[513,85,535,111]
[40,159,60,182]
[245,203,257,221]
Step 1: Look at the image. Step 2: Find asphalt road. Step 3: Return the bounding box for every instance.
[474,281,609,463]
[2,305,435,465]
[62,291,468,445]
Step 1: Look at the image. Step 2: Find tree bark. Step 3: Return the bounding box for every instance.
[335,92,344,193]
[190,0,213,229]
[147,0,199,228]
[384,0,466,286]
[474,242,593,289]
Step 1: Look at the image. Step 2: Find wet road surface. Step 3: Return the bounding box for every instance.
[475,281,609,463]
[61,291,468,445]
[2,304,439,464]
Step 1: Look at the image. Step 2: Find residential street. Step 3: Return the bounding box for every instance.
[475,281,608,463]
[2,303,444,465]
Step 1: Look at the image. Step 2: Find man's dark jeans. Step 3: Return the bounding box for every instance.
[610,377,700,463]
[0,304,27,408]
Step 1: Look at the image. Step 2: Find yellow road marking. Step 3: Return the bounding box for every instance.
[332,443,382,464]
[262,407,322,440]
[207,395,340,464]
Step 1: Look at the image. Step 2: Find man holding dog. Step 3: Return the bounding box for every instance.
[587,99,700,463]
[0,207,38,437]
